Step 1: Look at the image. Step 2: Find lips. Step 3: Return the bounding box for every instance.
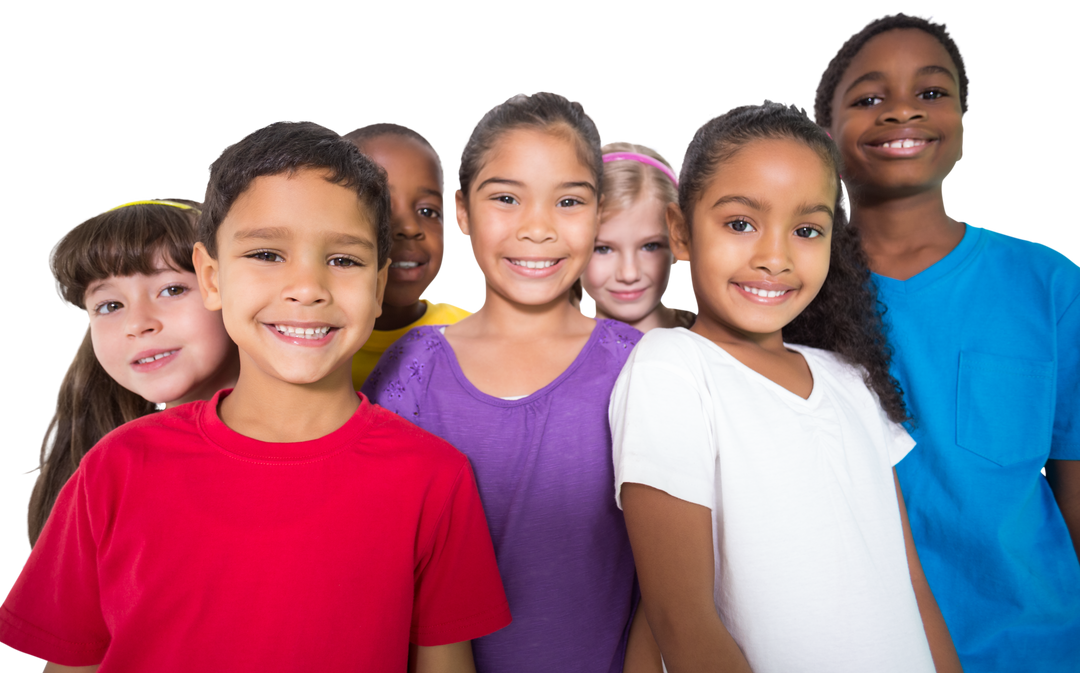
[505,257,565,278]
[130,348,180,372]
[266,322,338,347]
[864,129,938,157]
[388,248,429,282]
[733,281,796,304]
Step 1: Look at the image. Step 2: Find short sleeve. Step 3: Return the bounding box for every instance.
[883,414,917,466]
[609,346,717,511]
[411,461,511,646]
[0,468,109,666]
[1052,291,1080,459]
[362,328,435,420]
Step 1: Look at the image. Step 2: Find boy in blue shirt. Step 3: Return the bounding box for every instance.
[817,14,1080,672]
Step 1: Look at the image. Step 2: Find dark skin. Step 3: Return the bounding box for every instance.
[831,28,1080,567]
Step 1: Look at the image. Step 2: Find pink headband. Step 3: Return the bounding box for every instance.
[602,152,678,186]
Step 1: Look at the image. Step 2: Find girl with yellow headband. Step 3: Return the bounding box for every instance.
[28,200,239,546]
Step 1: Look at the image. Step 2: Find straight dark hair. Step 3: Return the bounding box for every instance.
[678,103,909,424]
[29,201,200,546]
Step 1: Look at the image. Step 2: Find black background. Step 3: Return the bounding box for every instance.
[6,7,1071,669]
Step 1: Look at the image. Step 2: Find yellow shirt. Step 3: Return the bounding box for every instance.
[352,301,471,390]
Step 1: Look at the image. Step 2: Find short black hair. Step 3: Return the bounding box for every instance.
[342,123,443,181]
[199,121,392,267]
[459,92,602,197]
[814,13,969,128]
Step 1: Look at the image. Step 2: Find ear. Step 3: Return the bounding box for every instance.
[666,203,691,262]
[193,242,223,311]
[455,190,471,236]
[374,258,390,318]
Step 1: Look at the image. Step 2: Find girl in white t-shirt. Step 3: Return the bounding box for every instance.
[581,142,694,332]
[610,103,962,673]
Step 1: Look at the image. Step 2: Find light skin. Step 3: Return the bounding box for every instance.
[832,28,1080,568]
[355,134,446,331]
[194,168,473,669]
[449,126,599,398]
[629,137,961,671]
[84,263,239,407]
[584,192,681,332]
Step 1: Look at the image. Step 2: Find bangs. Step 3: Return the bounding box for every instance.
[52,203,199,308]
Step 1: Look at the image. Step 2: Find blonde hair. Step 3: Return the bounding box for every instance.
[600,142,677,219]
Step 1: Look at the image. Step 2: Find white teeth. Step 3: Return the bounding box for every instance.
[511,259,557,269]
[275,325,331,339]
[136,350,177,365]
[741,285,788,298]
[881,138,926,149]
[390,261,420,269]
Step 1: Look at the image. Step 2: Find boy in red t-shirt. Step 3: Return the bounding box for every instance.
[0,122,510,673]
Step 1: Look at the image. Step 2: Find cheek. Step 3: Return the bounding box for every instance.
[582,254,614,290]
[88,321,125,373]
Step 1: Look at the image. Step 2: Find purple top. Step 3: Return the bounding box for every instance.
[363,320,641,673]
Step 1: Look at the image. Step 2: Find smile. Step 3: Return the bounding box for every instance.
[274,325,332,340]
[872,138,928,149]
[390,261,420,269]
[509,259,558,269]
[135,349,178,365]
[739,284,791,298]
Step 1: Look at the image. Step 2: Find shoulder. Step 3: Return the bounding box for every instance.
[792,344,868,387]
[592,319,643,364]
[424,302,471,324]
[78,402,203,480]
[359,398,470,472]
[364,326,446,395]
[975,227,1080,288]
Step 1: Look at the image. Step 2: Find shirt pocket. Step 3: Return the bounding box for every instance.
[956,351,1055,466]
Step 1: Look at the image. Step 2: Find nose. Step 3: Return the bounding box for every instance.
[125,298,163,338]
[391,195,423,240]
[615,250,642,284]
[283,257,330,306]
[750,229,792,277]
[880,94,926,124]
[517,203,557,244]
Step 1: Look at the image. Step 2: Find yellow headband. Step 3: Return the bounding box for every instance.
[107,199,195,212]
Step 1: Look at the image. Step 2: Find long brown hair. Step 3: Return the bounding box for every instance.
[29,200,201,546]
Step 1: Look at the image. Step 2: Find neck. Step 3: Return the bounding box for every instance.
[374,300,428,332]
[469,283,594,340]
[218,357,359,443]
[848,183,964,279]
[595,303,676,333]
[691,311,786,356]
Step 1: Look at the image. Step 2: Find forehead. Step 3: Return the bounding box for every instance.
[222,169,375,240]
[359,135,441,185]
[480,126,593,179]
[599,195,668,239]
[706,138,836,202]
[844,28,958,85]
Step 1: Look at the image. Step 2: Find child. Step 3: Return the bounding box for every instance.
[342,124,469,388]
[0,122,510,672]
[582,143,694,331]
[611,103,962,673]
[364,93,647,673]
[28,199,240,546]
[816,14,1080,671]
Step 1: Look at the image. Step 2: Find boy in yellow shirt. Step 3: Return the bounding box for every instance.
[344,124,468,388]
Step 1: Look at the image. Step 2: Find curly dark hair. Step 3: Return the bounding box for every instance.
[458,92,603,197]
[199,121,392,268]
[814,13,968,128]
[678,102,909,423]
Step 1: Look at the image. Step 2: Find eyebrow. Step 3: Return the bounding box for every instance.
[419,187,443,199]
[844,65,957,95]
[712,195,833,218]
[235,226,373,249]
[474,177,597,194]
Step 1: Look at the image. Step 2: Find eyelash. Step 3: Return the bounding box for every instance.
[248,250,285,263]
[329,256,363,268]
[558,198,584,208]
[94,300,123,315]
[727,219,755,233]
[795,226,824,239]
[418,207,442,221]
[853,88,949,107]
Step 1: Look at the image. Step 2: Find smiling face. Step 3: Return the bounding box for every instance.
[674,138,836,346]
[85,262,236,405]
[456,126,599,308]
[583,193,674,324]
[829,28,964,200]
[356,134,444,309]
[195,169,388,389]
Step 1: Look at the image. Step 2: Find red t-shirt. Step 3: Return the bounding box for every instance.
[0,391,510,670]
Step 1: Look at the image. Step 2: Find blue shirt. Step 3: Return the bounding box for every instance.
[877,225,1080,672]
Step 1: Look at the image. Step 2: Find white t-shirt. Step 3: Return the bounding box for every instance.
[610,328,934,673]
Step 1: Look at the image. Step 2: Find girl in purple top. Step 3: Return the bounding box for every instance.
[363,92,652,672]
